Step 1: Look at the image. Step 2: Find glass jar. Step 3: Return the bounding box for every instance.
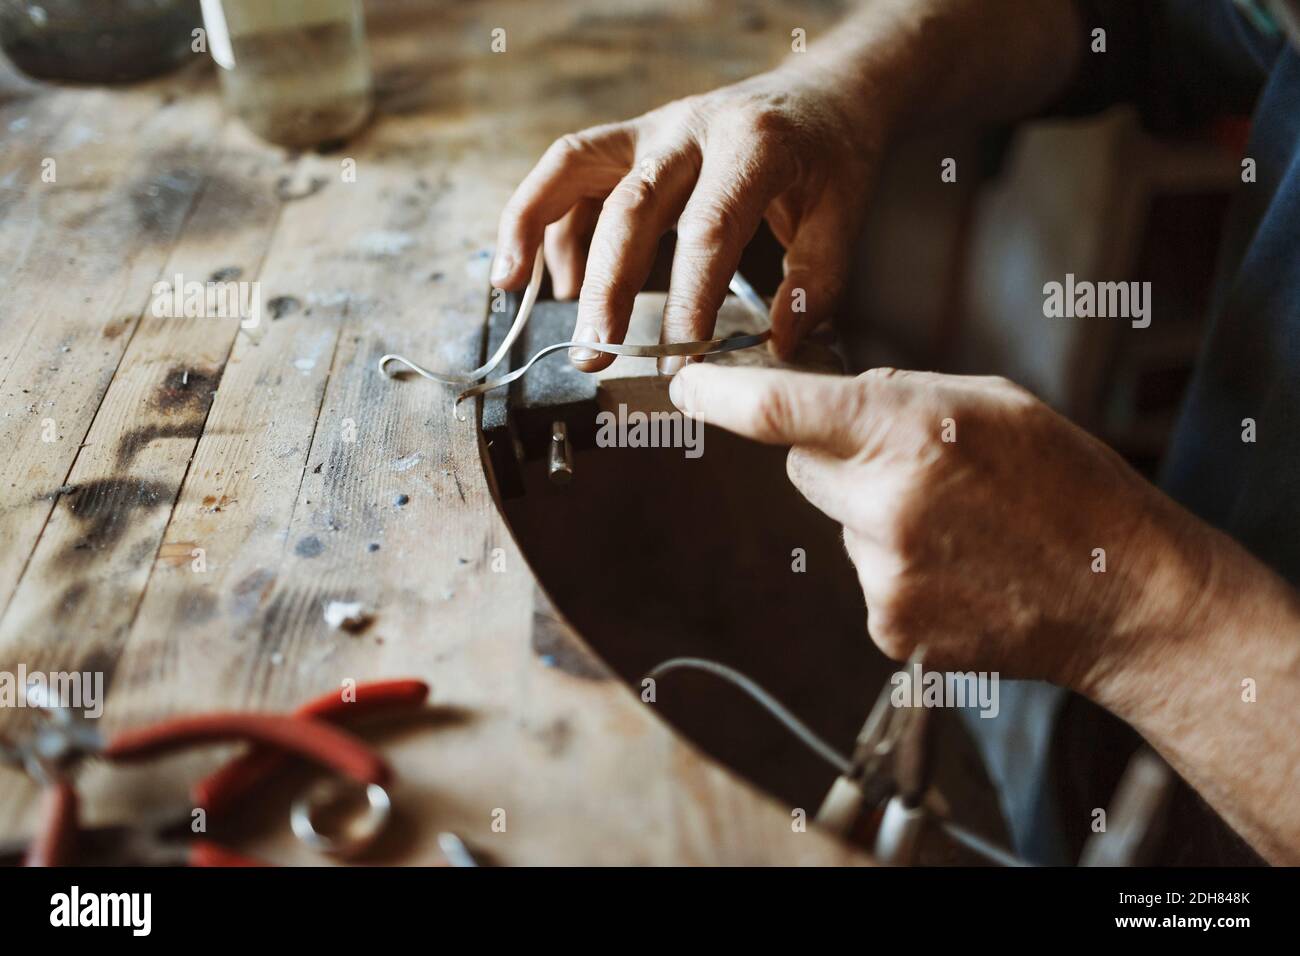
[199,0,371,148]
[0,0,201,84]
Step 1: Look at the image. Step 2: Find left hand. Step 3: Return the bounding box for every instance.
[668,364,1219,692]
[490,67,882,371]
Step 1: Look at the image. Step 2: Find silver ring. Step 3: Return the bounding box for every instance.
[290,780,391,859]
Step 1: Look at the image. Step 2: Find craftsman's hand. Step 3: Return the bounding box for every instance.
[668,364,1219,690]
[491,67,882,372]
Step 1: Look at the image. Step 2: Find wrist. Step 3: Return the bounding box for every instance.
[1077,508,1300,722]
[765,5,924,149]
[1073,510,1300,864]
[779,0,1084,139]
[765,53,901,160]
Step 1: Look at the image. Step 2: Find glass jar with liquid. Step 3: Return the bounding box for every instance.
[199,0,371,148]
[0,0,201,84]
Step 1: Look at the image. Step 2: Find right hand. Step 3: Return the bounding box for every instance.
[491,67,884,373]
[667,362,1221,691]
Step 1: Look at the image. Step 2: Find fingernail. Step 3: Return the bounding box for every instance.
[569,325,600,363]
[490,253,515,285]
[658,355,685,376]
[668,371,688,412]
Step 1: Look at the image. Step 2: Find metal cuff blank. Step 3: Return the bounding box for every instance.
[377,249,771,411]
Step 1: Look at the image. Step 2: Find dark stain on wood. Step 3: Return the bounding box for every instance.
[107,366,223,467]
[192,168,274,234]
[250,587,308,656]
[531,590,611,681]
[115,422,206,468]
[127,152,206,239]
[47,146,264,242]
[102,317,132,339]
[231,568,276,620]
[178,588,218,623]
[153,365,221,416]
[294,535,324,558]
[127,537,157,566]
[268,295,302,319]
[57,581,90,613]
[62,477,172,556]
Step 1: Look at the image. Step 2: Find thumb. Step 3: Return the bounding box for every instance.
[768,193,856,359]
[668,364,865,455]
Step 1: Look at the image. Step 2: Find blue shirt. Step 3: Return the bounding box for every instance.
[988,0,1295,865]
[1074,0,1300,580]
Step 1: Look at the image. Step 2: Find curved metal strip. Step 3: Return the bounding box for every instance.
[453,329,771,409]
[377,247,545,386]
[378,253,772,416]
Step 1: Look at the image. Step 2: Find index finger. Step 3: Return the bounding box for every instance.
[668,364,868,456]
[493,125,635,290]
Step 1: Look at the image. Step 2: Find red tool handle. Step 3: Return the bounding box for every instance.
[294,680,429,721]
[188,840,269,867]
[104,713,391,808]
[194,680,428,818]
[23,780,78,867]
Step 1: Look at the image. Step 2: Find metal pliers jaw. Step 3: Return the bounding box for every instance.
[815,653,1032,867]
[815,649,933,863]
[0,682,105,867]
[0,684,105,786]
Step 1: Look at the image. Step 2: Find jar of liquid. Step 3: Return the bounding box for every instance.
[0,0,201,84]
[199,0,371,148]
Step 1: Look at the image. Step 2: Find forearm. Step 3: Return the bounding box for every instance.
[1085,524,1300,865]
[781,0,1085,137]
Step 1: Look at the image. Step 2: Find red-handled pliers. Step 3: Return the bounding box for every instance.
[1,679,428,866]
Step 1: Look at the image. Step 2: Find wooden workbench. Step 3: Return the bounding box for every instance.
[0,0,866,864]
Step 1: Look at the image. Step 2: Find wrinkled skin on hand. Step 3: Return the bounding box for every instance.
[491,69,881,372]
[670,364,1216,692]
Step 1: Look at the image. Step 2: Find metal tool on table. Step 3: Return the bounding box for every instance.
[814,661,1172,867]
[812,649,1027,867]
[0,678,478,866]
[815,649,932,864]
[378,249,772,497]
[651,652,1026,866]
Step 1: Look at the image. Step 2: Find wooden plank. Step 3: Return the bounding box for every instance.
[0,88,80,225]
[0,68,227,616]
[0,121,288,661]
[0,122,291,831]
